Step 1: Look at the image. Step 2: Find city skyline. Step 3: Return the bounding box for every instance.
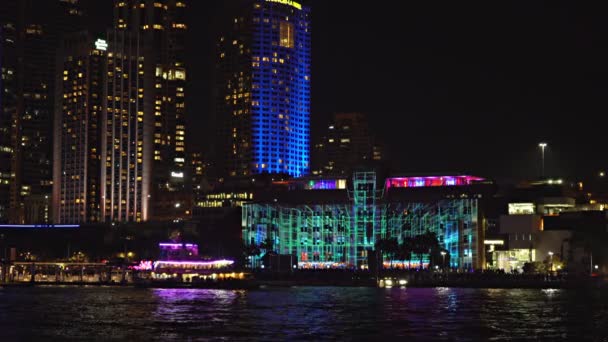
[184,1,607,182]
[78,1,608,182]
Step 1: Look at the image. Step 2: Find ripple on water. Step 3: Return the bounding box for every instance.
[0,286,606,340]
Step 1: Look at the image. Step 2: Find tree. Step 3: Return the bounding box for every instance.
[412,231,440,269]
[375,237,399,268]
[260,237,275,254]
[397,237,414,269]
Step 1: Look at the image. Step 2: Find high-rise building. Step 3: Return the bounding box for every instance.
[0,0,84,224]
[313,113,385,176]
[217,0,311,179]
[52,32,106,223]
[0,5,18,223]
[102,0,188,222]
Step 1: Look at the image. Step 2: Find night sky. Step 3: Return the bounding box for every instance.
[83,1,608,182]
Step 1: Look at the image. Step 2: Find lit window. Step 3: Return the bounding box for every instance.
[279,21,294,48]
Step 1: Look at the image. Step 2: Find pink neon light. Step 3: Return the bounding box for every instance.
[132,260,153,271]
[159,243,197,248]
[153,259,234,268]
[385,175,485,189]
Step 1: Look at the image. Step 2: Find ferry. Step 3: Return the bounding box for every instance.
[133,242,257,289]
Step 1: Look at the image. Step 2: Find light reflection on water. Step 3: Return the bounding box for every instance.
[0,286,606,340]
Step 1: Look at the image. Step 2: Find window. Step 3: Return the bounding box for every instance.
[279,21,294,48]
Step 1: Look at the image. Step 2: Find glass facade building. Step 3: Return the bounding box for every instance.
[218,0,311,178]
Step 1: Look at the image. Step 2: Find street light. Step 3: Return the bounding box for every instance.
[440,251,447,268]
[548,251,554,273]
[538,142,547,178]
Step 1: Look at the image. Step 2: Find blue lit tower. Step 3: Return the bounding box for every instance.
[218,0,311,178]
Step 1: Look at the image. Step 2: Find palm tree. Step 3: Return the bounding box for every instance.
[397,238,414,269]
[386,237,399,268]
[412,231,440,269]
[375,237,399,268]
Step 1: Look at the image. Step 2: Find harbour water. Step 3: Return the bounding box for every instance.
[0,286,607,340]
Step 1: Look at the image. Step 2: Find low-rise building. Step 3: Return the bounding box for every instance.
[243,171,495,270]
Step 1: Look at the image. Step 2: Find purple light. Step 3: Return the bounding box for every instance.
[153,259,234,268]
[132,260,154,270]
[158,243,197,248]
[385,175,485,189]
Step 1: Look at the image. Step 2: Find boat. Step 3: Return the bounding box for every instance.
[132,242,257,289]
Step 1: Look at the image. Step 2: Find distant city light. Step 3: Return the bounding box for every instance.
[171,171,184,178]
[0,224,79,229]
[94,38,108,51]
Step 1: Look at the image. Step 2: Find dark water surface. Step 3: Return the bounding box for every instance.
[0,286,607,341]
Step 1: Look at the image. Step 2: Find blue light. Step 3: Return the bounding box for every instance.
[0,224,80,229]
[251,2,311,177]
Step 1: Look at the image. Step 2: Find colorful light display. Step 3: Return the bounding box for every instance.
[243,172,482,270]
[385,175,485,189]
[153,259,234,269]
[305,179,347,190]
[132,260,154,271]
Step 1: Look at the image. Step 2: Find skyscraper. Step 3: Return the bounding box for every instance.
[0,5,18,223]
[217,0,311,179]
[102,0,187,222]
[0,0,84,224]
[52,32,106,223]
[313,113,385,176]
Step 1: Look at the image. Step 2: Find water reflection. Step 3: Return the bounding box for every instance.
[0,286,607,340]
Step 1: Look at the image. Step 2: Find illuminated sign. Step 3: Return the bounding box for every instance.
[174,157,185,163]
[171,171,184,178]
[265,0,302,10]
[508,203,535,215]
[484,240,504,245]
[94,39,108,51]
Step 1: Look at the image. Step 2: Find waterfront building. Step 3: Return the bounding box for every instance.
[243,172,494,270]
[217,0,311,179]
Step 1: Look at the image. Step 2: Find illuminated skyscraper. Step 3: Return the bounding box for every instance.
[217,0,311,179]
[0,0,83,223]
[102,0,188,222]
[52,33,106,223]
